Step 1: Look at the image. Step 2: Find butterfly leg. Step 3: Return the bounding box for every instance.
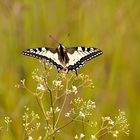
[75,70,78,77]
[57,68,61,73]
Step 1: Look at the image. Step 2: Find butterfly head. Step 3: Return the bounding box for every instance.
[58,44,66,50]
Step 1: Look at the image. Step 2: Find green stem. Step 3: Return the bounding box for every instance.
[97,131,108,139]
[94,126,108,137]
[44,80,55,140]
[53,93,65,106]
[55,119,74,132]
[49,87,55,130]
[43,65,55,140]
[82,118,86,140]
[36,97,48,126]
[54,79,68,128]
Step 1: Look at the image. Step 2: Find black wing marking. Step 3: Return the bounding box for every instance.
[22,47,63,71]
[66,46,103,72]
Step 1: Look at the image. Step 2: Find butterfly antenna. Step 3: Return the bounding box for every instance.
[49,35,60,45]
[62,33,70,44]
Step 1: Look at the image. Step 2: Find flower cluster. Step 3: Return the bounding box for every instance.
[53,80,63,90]
[22,106,41,139]
[66,97,96,119]
[75,133,85,139]
[93,110,129,139]
[17,62,129,140]
[4,116,12,125]
[37,84,45,91]
[0,116,12,132]
[66,85,78,95]
[77,74,94,89]
[32,69,44,83]
[113,110,129,136]
[15,79,25,88]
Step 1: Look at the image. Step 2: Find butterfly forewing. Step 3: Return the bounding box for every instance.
[22,47,63,71]
[66,47,103,72]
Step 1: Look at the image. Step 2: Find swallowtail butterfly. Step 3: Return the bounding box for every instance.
[22,44,103,75]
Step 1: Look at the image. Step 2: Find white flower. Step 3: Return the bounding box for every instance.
[102,116,111,122]
[113,130,119,137]
[109,120,114,125]
[80,133,85,138]
[50,107,53,112]
[28,136,33,140]
[79,111,85,118]
[87,100,96,109]
[75,134,78,139]
[65,112,71,117]
[4,116,12,123]
[72,85,78,94]
[53,80,62,87]
[55,107,60,112]
[21,79,25,86]
[36,123,40,129]
[37,136,42,140]
[37,84,45,91]
[105,116,111,121]
[91,135,96,140]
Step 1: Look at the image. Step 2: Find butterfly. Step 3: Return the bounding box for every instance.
[22,44,103,75]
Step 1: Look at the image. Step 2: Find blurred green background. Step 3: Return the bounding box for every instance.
[0,0,140,139]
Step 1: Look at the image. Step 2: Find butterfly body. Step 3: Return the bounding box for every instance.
[58,44,69,66]
[22,44,103,75]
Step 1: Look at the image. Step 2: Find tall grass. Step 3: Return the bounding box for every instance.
[0,0,140,139]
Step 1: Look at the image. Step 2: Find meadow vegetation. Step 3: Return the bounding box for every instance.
[0,0,140,139]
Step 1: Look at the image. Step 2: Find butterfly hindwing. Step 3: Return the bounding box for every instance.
[66,47,103,72]
[22,47,63,71]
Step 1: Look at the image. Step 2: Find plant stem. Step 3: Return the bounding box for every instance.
[54,79,68,128]
[43,78,55,140]
[97,131,108,139]
[82,118,86,140]
[36,97,48,126]
[43,63,56,140]
[55,119,74,132]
